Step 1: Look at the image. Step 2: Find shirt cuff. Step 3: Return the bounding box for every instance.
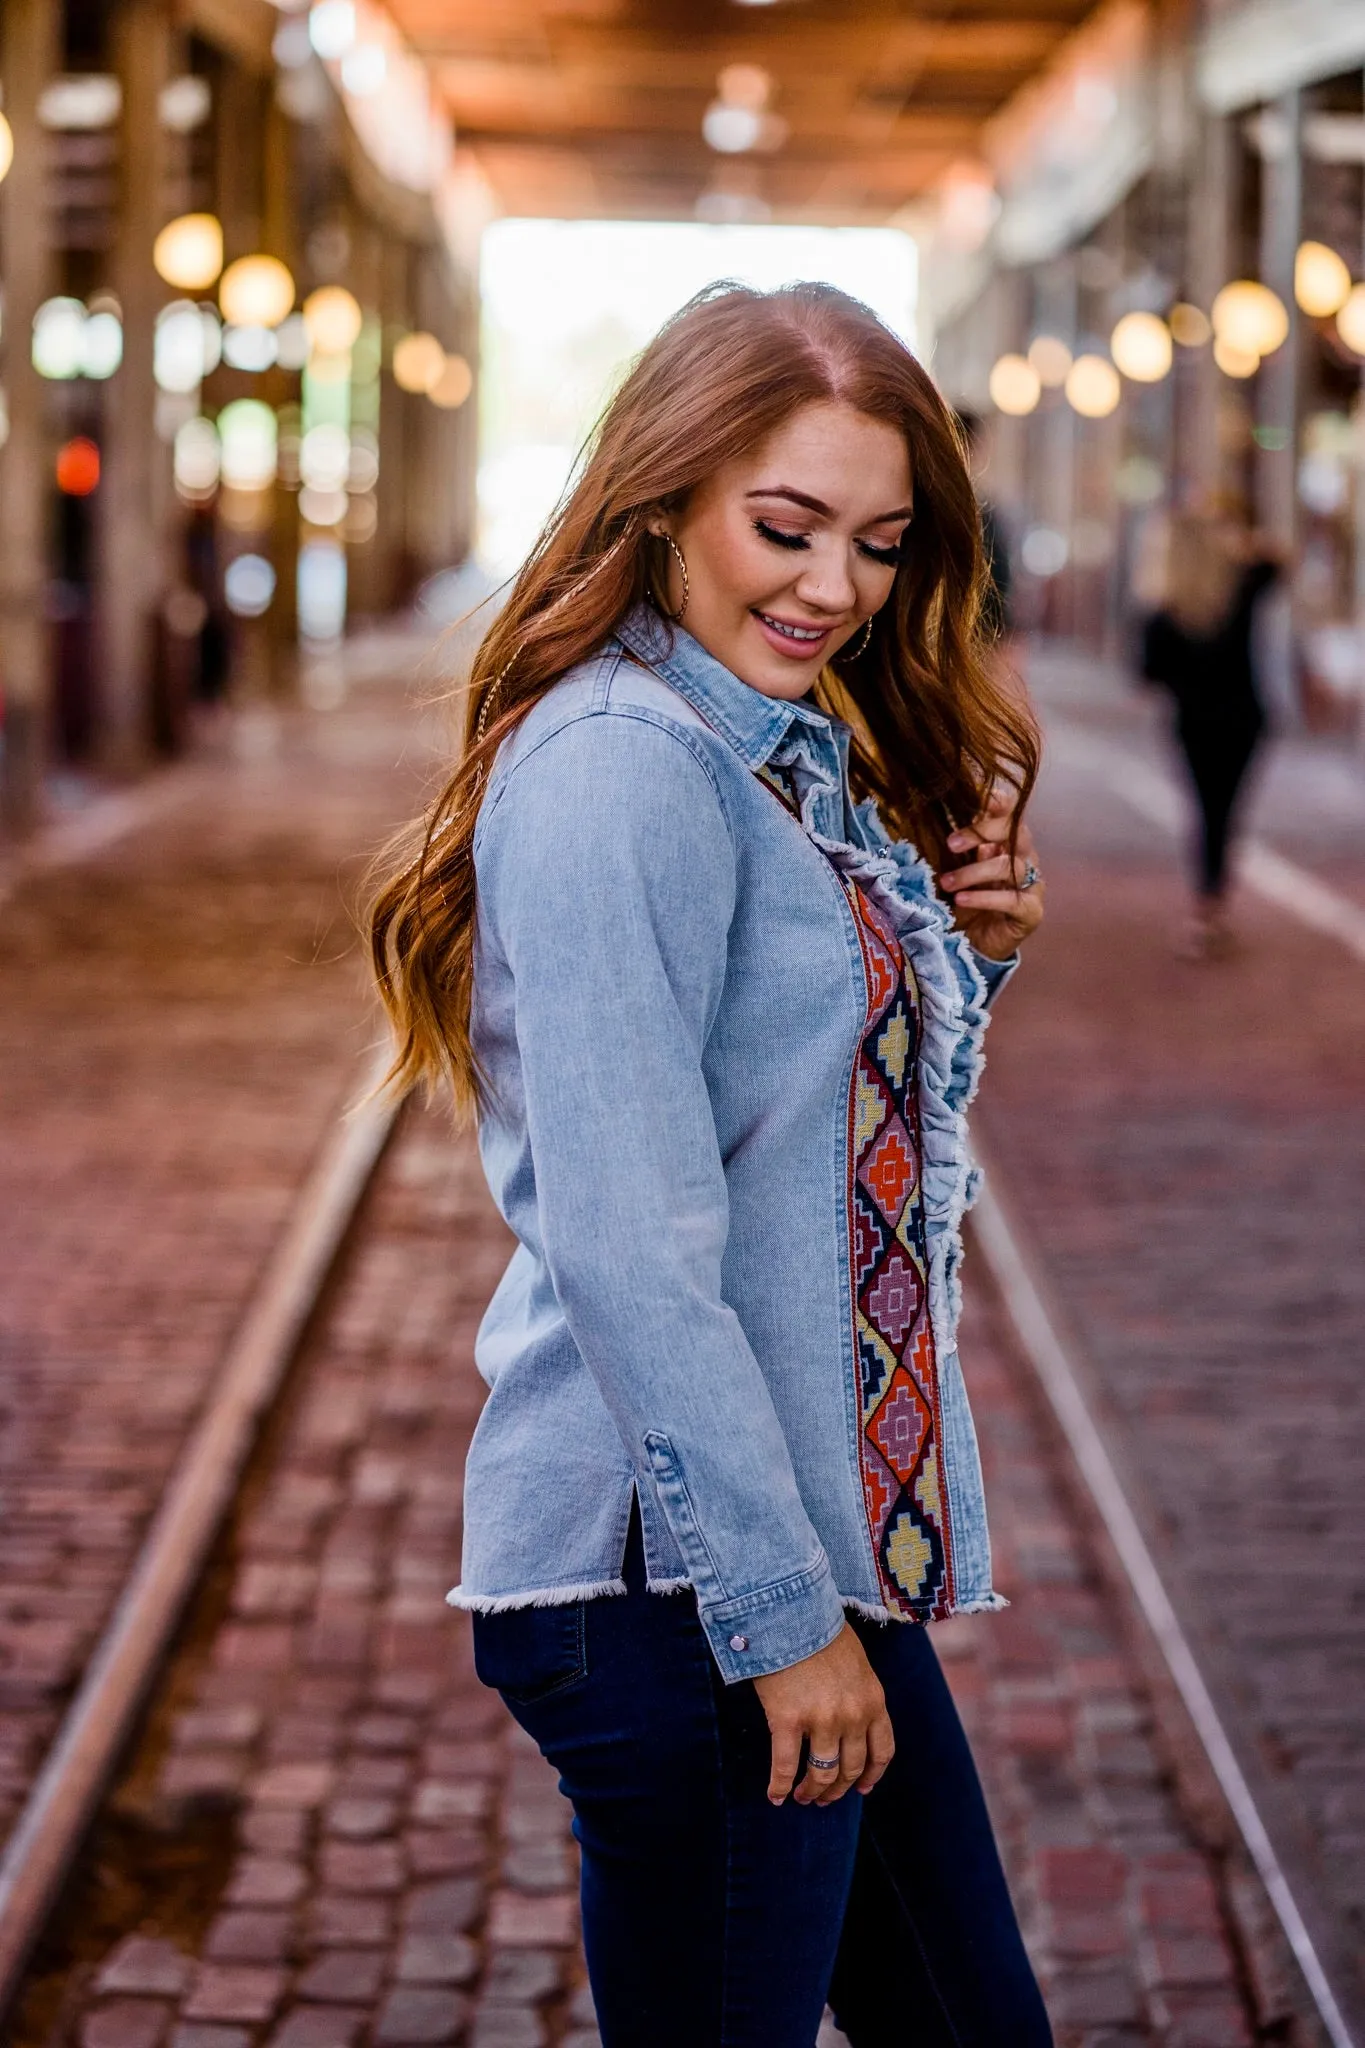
[698,1552,847,1684]
[971,947,1019,1006]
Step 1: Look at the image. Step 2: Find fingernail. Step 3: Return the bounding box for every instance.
[948,832,970,849]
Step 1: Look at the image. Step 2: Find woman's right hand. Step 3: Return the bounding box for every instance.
[752,1623,895,1807]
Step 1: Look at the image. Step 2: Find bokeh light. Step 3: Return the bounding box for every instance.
[217,399,279,490]
[392,331,446,394]
[429,354,474,408]
[32,299,87,380]
[1211,280,1288,357]
[56,437,101,496]
[1064,354,1121,418]
[1336,285,1365,356]
[1027,335,1072,388]
[1169,303,1212,348]
[220,255,295,330]
[303,287,364,356]
[988,354,1041,416]
[1294,241,1351,319]
[1110,312,1172,382]
[153,214,224,292]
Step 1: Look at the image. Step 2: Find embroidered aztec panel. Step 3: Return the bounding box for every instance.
[753,758,954,1619]
[844,878,954,1621]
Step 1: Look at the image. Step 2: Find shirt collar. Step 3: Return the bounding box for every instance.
[613,603,839,771]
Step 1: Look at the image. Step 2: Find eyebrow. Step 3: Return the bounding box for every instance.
[746,485,914,523]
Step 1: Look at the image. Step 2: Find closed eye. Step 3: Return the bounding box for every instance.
[754,519,907,567]
[753,519,809,551]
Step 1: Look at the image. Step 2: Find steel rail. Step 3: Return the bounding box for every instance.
[972,1166,1357,2048]
[0,1044,402,2017]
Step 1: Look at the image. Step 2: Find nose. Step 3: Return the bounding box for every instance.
[792,538,858,617]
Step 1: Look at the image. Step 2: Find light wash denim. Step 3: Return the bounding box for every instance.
[449,603,1016,1681]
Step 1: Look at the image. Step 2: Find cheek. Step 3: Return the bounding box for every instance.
[691,512,793,608]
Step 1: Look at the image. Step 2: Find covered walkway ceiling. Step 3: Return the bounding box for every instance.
[388,0,1101,223]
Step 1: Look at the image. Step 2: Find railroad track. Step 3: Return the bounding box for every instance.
[1,733,1361,2043]
[0,1044,403,2019]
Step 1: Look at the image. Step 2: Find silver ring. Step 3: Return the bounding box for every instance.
[807,1751,840,1772]
[1018,860,1041,892]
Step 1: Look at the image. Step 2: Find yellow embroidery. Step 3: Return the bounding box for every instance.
[886,1511,934,1597]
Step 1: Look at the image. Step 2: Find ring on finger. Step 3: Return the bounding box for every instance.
[807,1750,840,1772]
[1018,860,1041,893]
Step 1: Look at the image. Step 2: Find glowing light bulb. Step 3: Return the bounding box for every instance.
[988,354,1041,417]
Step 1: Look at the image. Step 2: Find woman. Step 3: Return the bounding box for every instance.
[1140,513,1281,957]
[372,283,1050,2046]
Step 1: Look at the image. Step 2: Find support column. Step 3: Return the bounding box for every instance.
[100,0,171,770]
[1257,88,1301,541]
[0,0,60,834]
[1183,111,1233,510]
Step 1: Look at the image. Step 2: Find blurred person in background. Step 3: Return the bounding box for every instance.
[373,284,1049,2047]
[1139,512,1283,959]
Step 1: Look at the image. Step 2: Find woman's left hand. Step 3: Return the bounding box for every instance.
[938,793,1045,962]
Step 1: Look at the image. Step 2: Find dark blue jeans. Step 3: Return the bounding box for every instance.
[473,1523,1052,2047]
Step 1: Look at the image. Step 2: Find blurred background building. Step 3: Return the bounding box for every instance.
[1,0,1363,832]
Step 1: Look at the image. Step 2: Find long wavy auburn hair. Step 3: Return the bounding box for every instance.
[371,281,1040,1112]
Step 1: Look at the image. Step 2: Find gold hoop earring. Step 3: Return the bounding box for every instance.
[652,533,689,624]
[842,616,874,660]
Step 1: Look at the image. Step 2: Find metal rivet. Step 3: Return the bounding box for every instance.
[729,1633,749,1652]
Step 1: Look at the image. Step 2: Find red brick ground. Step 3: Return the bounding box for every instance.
[976,654,1363,2036]
[0,654,447,1848]
[18,1101,1270,2048]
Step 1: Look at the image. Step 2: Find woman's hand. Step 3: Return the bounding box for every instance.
[938,792,1045,962]
[752,1623,895,1807]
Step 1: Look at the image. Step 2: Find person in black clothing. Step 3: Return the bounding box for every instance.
[1140,514,1282,956]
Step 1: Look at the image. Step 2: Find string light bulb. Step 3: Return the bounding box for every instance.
[153,213,224,292]
[1336,284,1365,356]
[1294,241,1351,319]
[1064,354,1121,418]
[219,254,295,330]
[988,354,1041,416]
[1110,311,1172,382]
[1211,280,1288,357]
[302,286,363,356]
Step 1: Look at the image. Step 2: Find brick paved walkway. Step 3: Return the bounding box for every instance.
[16,1102,1271,2048]
[0,643,449,1851]
[978,655,1365,2036]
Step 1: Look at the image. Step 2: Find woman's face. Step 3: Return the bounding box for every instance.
[657,400,913,702]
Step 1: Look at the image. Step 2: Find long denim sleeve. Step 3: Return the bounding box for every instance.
[473,710,848,1682]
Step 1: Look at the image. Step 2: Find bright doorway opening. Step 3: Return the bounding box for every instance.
[477,219,919,578]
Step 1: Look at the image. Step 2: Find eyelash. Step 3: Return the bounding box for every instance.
[752,518,903,567]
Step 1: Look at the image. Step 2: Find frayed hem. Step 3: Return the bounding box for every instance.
[841,1590,1010,1624]
[447,1578,627,1613]
[646,1575,692,1595]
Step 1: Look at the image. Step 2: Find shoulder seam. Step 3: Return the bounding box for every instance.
[475,699,736,850]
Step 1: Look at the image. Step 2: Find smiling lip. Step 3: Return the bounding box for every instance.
[752,609,842,659]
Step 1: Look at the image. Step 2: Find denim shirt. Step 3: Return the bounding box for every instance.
[450,603,1016,1682]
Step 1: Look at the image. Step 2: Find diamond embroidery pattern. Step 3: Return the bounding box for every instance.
[752,763,954,1622]
[845,882,954,1621]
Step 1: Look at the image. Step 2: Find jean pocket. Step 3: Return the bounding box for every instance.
[472,1602,588,1706]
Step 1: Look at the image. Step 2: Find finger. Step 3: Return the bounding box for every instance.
[793,1734,842,1806]
[940,854,1014,891]
[767,1722,803,1806]
[815,1730,867,1806]
[950,888,1038,913]
[857,1712,896,1794]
